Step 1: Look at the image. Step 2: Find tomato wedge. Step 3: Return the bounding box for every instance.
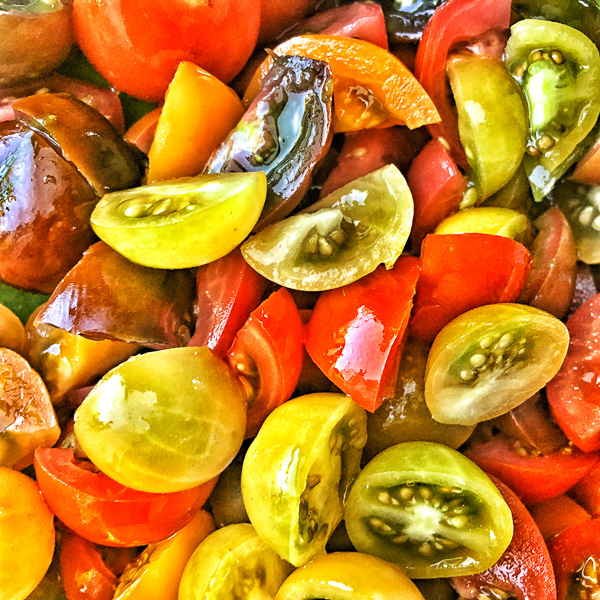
[34,448,217,547]
[410,233,532,343]
[227,288,304,438]
[244,35,440,133]
[570,460,600,518]
[305,256,420,412]
[530,495,591,541]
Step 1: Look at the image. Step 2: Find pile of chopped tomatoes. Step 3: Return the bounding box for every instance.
[1,0,600,599]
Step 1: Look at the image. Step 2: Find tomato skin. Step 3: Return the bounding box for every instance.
[451,477,556,600]
[415,0,512,168]
[228,288,304,438]
[410,233,532,342]
[406,139,467,248]
[570,460,600,517]
[547,293,600,452]
[305,256,420,412]
[34,448,217,547]
[529,495,591,541]
[72,0,261,102]
[124,108,160,155]
[464,435,598,505]
[258,0,315,43]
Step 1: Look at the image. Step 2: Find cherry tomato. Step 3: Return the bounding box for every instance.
[124,108,160,155]
[227,288,304,438]
[570,460,600,518]
[258,0,315,43]
[72,0,261,102]
[529,495,591,541]
[34,448,217,547]
[305,256,420,412]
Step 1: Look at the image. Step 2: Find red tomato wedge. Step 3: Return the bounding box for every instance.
[34,448,217,547]
[415,0,512,168]
[570,460,600,518]
[406,139,467,248]
[244,35,440,133]
[305,256,420,412]
[227,288,304,438]
[547,293,600,452]
[451,477,556,600]
[188,248,266,357]
[409,233,532,342]
[530,495,591,541]
[464,435,598,505]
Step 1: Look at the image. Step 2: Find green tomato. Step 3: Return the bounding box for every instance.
[447,54,527,202]
[424,303,569,426]
[241,164,413,291]
[179,524,293,600]
[241,393,367,566]
[74,347,247,493]
[274,552,425,600]
[483,166,534,215]
[344,442,513,579]
[91,172,267,269]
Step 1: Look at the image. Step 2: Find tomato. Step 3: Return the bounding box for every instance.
[305,256,420,412]
[0,468,55,600]
[415,0,512,168]
[0,348,60,470]
[464,435,598,505]
[569,263,599,319]
[34,448,216,547]
[227,288,304,438]
[572,131,600,185]
[570,459,600,518]
[179,524,293,600]
[451,477,556,600]
[189,248,266,357]
[275,552,425,600]
[242,165,414,292]
[344,442,513,578]
[425,304,569,426]
[530,495,591,541]
[72,0,261,102]
[410,234,532,343]
[242,393,366,566]
[208,448,249,528]
[60,531,119,600]
[547,293,600,452]
[258,0,315,43]
[548,518,600,600]
[124,108,160,155]
[0,303,25,354]
[74,347,247,493]
[113,510,215,600]
[407,139,467,248]
[91,172,267,269]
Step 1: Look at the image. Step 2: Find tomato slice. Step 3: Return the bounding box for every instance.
[305,256,420,412]
[227,288,304,438]
[406,139,467,248]
[124,108,160,155]
[529,495,591,541]
[409,233,532,343]
[34,448,217,547]
[451,477,556,600]
[547,293,600,452]
[414,0,512,168]
[464,435,598,505]
[570,460,600,518]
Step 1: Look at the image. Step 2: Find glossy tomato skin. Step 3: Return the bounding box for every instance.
[258,0,315,43]
[547,293,600,452]
[73,0,261,102]
[35,448,217,547]
[305,256,420,412]
[451,477,556,600]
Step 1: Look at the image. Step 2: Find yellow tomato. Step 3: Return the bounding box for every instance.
[0,304,26,354]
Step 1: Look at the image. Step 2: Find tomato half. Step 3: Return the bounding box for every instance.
[72,0,261,102]
[305,256,420,412]
[409,233,532,343]
[34,448,217,547]
[227,288,304,438]
[547,293,600,452]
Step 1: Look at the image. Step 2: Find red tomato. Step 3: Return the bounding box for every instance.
[570,460,600,518]
[124,108,161,155]
[530,495,591,541]
[451,477,556,600]
[464,435,598,505]
[406,139,467,248]
[572,131,600,185]
[34,448,217,547]
[60,531,119,600]
[409,233,532,342]
[188,248,266,357]
[547,294,600,452]
[227,288,304,438]
[415,0,512,168]
[319,126,428,199]
[72,0,261,102]
[305,256,420,412]
[258,0,315,43]
[518,207,577,320]
[548,518,600,600]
